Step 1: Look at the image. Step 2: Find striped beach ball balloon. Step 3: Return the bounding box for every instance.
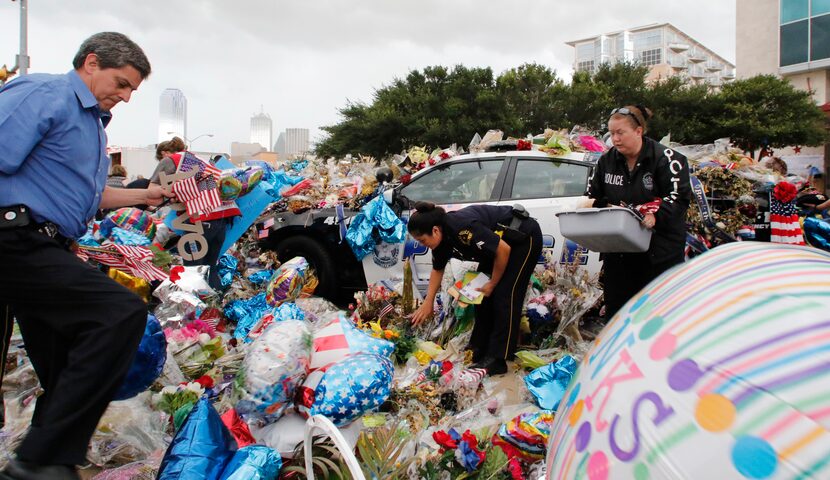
[546,242,830,480]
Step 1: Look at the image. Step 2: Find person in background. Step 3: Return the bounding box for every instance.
[0,32,169,480]
[106,164,128,188]
[149,136,186,185]
[587,105,690,320]
[407,202,542,375]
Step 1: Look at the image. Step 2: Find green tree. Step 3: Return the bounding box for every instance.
[644,76,720,144]
[496,63,567,134]
[315,65,510,159]
[712,74,828,156]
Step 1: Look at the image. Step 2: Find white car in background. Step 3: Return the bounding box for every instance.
[260,149,601,304]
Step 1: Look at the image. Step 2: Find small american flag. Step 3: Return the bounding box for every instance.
[80,245,169,281]
[172,153,222,217]
[377,301,395,319]
[770,197,805,245]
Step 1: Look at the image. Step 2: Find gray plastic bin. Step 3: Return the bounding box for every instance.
[556,207,652,253]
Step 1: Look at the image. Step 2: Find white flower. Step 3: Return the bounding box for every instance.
[160,385,178,396]
[197,333,211,345]
[185,382,205,395]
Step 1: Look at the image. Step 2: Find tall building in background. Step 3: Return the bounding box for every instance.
[285,128,310,158]
[250,107,273,150]
[158,88,187,142]
[274,132,286,156]
[737,0,830,187]
[566,23,735,86]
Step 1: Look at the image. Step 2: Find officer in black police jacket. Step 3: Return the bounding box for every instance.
[407,202,542,375]
[587,105,691,319]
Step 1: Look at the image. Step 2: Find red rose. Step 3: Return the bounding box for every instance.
[432,430,458,449]
[195,375,215,389]
[517,139,532,151]
[400,174,412,185]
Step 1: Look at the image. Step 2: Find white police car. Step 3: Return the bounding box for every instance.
[259,149,601,304]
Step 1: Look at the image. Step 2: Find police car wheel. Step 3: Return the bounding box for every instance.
[275,236,337,300]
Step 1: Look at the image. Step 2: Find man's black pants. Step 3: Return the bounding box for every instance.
[602,251,684,319]
[469,219,543,360]
[0,229,146,465]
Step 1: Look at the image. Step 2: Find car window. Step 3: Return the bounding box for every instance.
[509,159,590,199]
[399,159,504,204]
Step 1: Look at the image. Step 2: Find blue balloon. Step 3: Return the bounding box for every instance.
[114,314,166,401]
[219,445,282,480]
[158,397,237,480]
[524,355,577,411]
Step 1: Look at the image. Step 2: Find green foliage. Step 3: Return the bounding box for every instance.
[354,421,416,479]
[711,74,828,153]
[316,63,828,158]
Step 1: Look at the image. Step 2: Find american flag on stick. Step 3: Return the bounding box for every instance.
[172,152,222,218]
[79,244,169,281]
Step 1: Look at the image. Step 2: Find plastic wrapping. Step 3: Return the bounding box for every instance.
[153,265,216,302]
[547,242,830,479]
[265,256,309,307]
[244,302,307,342]
[216,254,239,290]
[218,445,282,480]
[345,196,406,260]
[492,410,554,461]
[294,296,339,326]
[91,455,162,480]
[220,408,256,448]
[114,314,167,400]
[100,207,157,240]
[296,353,394,426]
[157,397,236,480]
[235,320,312,425]
[89,394,168,467]
[804,216,830,251]
[246,269,273,286]
[523,355,576,411]
[225,293,269,340]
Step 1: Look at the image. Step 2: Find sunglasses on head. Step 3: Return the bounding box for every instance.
[610,107,641,126]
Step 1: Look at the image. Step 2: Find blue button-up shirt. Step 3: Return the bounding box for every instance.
[0,70,110,238]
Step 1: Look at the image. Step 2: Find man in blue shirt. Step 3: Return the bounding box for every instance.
[0,32,167,480]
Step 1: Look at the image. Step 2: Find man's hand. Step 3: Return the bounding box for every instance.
[477,280,496,297]
[410,302,434,326]
[145,184,173,206]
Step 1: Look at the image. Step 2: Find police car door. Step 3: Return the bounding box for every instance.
[497,154,602,275]
[362,157,509,291]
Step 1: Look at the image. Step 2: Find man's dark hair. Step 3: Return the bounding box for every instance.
[72,32,151,79]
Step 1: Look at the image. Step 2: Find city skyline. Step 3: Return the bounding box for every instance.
[250,107,273,151]
[158,88,187,143]
[0,1,736,153]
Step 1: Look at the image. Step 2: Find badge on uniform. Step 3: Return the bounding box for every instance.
[643,172,654,191]
[458,229,473,246]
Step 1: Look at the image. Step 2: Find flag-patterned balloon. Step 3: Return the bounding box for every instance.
[308,312,394,372]
[295,353,394,426]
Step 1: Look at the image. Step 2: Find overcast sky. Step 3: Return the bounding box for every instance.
[0,0,736,153]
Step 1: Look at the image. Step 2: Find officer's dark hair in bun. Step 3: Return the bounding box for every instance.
[407,202,447,236]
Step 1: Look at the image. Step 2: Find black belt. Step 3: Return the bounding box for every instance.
[0,205,75,250]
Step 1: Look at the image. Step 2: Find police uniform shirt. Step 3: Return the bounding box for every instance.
[587,136,691,262]
[431,205,514,270]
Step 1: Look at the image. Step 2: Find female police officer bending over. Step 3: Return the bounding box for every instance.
[408,202,542,375]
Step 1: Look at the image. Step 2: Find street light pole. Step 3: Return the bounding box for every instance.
[167,131,213,151]
[17,0,29,75]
